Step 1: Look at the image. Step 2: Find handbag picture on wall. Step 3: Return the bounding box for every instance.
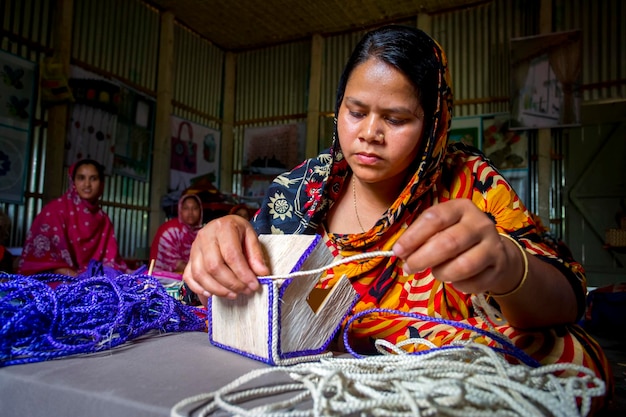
[171,121,197,174]
[169,116,221,192]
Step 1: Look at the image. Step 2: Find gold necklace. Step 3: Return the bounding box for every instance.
[352,176,366,233]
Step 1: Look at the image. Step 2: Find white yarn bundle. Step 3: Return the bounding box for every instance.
[170,341,605,417]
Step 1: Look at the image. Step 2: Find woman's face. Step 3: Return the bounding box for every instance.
[337,58,425,188]
[180,197,201,226]
[74,164,102,204]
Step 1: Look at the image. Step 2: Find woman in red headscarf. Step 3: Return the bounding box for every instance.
[18,159,127,276]
[150,193,203,273]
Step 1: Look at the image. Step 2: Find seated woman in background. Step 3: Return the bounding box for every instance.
[229,203,251,220]
[18,159,127,276]
[150,193,203,273]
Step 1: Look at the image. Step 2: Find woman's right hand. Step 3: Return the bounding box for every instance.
[183,215,269,305]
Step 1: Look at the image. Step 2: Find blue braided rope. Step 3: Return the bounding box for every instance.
[0,269,207,367]
[342,307,541,368]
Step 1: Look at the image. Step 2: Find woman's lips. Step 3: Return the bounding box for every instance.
[355,152,382,165]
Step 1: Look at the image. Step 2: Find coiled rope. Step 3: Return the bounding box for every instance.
[0,268,207,366]
[170,342,605,417]
[170,249,606,416]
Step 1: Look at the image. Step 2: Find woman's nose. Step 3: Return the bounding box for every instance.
[360,115,384,143]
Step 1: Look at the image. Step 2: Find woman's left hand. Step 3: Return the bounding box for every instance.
[392,198,522,295]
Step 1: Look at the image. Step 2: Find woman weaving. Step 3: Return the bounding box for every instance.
[18,159,127,276]
[184,25,611,407]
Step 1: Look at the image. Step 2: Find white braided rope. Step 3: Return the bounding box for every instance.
[259,250,395,280]
[170,342,605,417]
[188,252,605,415]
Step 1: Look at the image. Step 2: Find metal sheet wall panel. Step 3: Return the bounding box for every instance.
[69,0,158,258]
[432,0,540,117]
[1,0,53,56]
[554,0,626,101]
[0,0,52,249]
[72,0,159,91]
[232,41,311,195]
[173,23,225,121]
[320,30,365,114]
[235,41,310,121]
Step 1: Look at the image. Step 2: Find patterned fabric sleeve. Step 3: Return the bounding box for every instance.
[441,143,587,319]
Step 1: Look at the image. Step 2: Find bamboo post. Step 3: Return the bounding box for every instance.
[220,52,236,193]
[305,34,323,158]
[148,11,175,242]
[536,0,553,226]
[43,0,73,204]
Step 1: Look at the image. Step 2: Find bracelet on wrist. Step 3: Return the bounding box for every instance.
[488,232,529,297]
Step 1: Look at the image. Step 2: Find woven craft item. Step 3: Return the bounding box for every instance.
[208,234,358,365]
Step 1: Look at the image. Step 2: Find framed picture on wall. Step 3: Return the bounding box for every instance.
[482,113,529,205]
[449,116,482,149]
[169,116,221,192]
[243,123,306,175]
[0,50,36,204]
[510,30,582,129]
[67,66,155,181]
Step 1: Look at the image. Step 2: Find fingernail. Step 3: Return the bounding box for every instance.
[202,290,211,298]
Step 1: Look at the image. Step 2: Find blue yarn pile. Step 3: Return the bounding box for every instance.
[0,265,207,367]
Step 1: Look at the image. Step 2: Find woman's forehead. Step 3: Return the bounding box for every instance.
[75,164,98,175]
[182,196,200,206]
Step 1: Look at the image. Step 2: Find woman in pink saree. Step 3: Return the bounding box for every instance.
[18,159,127,276]
[150,193,203,273]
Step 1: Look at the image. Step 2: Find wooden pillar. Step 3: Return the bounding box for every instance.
[536,0,552,226]
[148,11,175,241]
[220,52,236,193]
[305,34,323,158]
[43,0,73,203]
[417,13,432,35]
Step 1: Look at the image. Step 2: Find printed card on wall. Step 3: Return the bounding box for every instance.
[449,116,482,149]
[510,30,582,129]
[482,113,529,205]
[65,67,119,175]
[243,123,306,175]
[169,116,221,192]
[0,50,36,203]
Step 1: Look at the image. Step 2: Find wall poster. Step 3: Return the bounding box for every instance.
[510,30,582,130]
[482,113,529,205]
[169,116,221,192]
[66,66,155,181]
[242,122,306,201]
[449,116,483,149]
[0,50,36,203]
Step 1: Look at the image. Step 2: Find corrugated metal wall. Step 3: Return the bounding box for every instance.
[172,23,224,131]
[0,0,162,259]
[70,0,159,258]
[232,40,311,196]
[554,0,625,101]
[0,0,53,249]
[2,0,624,266]
[72,0,159,89]
[433,0,540,117]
